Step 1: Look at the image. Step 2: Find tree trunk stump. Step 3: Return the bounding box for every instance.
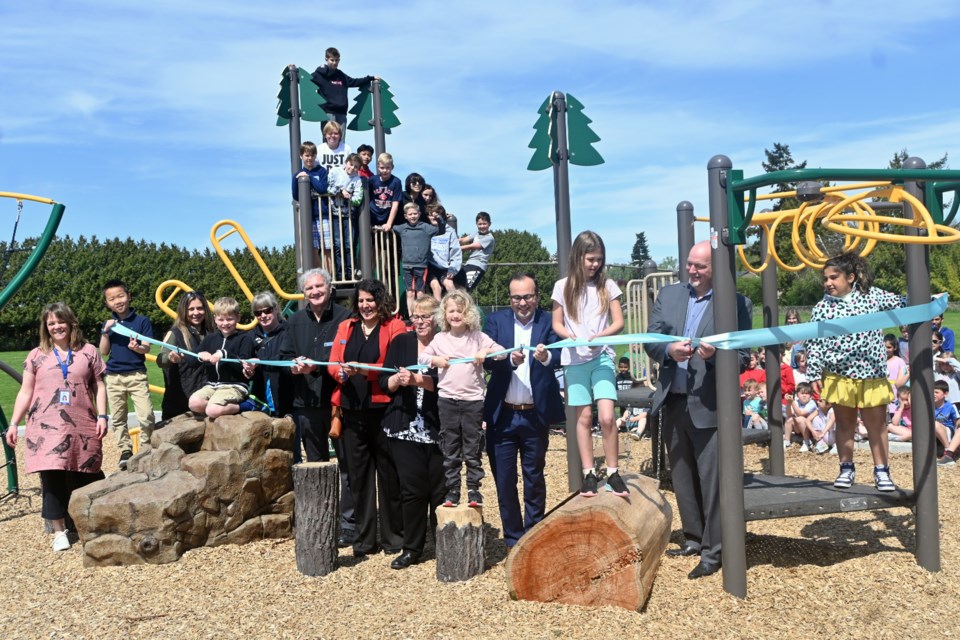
[435,505,485,582]
[505,473,672,611]
[293,462,339,577]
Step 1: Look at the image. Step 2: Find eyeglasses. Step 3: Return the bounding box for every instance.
[510,294,537,302]
[933,339,943,344]
[254,308,274,317]
[410,314,433,322]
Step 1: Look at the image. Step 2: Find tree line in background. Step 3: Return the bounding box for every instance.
[0,230,568,351]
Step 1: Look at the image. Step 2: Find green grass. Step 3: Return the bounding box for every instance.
[0,350,166,419]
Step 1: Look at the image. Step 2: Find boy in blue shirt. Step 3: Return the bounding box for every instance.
[934,379,960,466]
[99,279,154,470]
[292,141,329,263]
[369,152,402,233]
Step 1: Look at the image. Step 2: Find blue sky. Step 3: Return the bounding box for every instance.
[3,1,960,267]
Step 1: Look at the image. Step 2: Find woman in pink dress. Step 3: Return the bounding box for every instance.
[5,302,108,551]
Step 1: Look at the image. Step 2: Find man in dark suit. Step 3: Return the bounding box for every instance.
[484,272,565,549]
[644,241,752,579]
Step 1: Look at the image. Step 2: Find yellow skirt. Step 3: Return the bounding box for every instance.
[821,372,893,409]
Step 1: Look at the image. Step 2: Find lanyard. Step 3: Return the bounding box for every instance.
[53,348,72,383]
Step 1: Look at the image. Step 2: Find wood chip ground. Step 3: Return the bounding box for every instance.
[1,433,955,639]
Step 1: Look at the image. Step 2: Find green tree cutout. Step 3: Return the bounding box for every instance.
[527,94,604,170]
[527,96,556,171]
[348,80,399,133]
[565,94,603,167]
[276,67,327,126]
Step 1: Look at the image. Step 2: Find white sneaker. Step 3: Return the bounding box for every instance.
[815,441,830,454]
[52,530,70,552]
[800,442,810,453]
[783,440,791,450]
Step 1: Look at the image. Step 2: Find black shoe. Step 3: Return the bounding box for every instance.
[390,550,421,570]
[467,489,483,507]
[666,543,700,557]
[337,530,357,548]
[118,450,133,471]
[353,546,381,559]
[579,472,598,497]
[443,491,460,507]
[688,560,721,579]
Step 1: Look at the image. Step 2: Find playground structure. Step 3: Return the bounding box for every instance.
[692,156,960,598]
[0,192,66,502]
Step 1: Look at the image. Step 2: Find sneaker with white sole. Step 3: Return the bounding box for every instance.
[52,530,70,552]
[874,465,896,492]
[815,441,830,454]
[834,462,855,489]
[799,442,810,453]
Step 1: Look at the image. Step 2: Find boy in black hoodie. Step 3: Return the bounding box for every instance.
[310,47,376,130]
[188,297,256,419]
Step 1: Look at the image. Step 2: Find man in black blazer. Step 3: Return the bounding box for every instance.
[484,272,565,548]
[645,241,752,579]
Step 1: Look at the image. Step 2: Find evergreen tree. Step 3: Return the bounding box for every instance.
[630,232,650,266]
[889,149,948,170]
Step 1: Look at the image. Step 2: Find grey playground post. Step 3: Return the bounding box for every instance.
[903,156,940,572]
[676,201,695,283]
[286,65,320,290]
[549,90,581,492]
[706,154,749,598]
[760,227,785,476]
[372,79,386,161]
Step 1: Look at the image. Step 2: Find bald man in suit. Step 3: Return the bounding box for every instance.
[645,241,752,579]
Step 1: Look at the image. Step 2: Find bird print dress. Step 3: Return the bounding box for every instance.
[22,343,106,474]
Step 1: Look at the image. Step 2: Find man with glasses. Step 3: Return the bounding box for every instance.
[482,272,564,549]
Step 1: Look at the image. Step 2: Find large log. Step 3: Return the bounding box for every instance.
[505,473,672,612]
[435,505,485,582]
[293,462,339,577]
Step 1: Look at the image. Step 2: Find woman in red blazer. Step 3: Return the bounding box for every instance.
[328,279,407,558]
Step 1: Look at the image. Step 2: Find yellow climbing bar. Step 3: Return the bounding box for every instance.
[0,192,57,205]
[210,220,303,304]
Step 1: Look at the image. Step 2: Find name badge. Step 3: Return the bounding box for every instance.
[59,389,71,406]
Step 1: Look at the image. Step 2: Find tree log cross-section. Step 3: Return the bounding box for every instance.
[504,474,672,611]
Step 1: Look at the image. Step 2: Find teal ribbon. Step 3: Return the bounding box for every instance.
[112,295,947,373]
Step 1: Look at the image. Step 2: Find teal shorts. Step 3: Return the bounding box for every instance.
[563,353,617,407]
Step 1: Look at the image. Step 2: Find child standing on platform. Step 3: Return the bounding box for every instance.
[551,230,626,497]
[805,252,905,491]
[99,279,154,470]
[419,290,504,508]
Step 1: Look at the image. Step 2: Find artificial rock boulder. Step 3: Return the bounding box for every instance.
[68,412,295,567]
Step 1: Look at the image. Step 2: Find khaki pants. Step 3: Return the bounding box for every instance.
[106,371,155,453]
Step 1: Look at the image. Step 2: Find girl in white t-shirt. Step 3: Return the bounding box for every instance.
[551,231,626,497]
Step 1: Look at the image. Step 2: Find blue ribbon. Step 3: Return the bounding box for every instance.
[111,295,947,373]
